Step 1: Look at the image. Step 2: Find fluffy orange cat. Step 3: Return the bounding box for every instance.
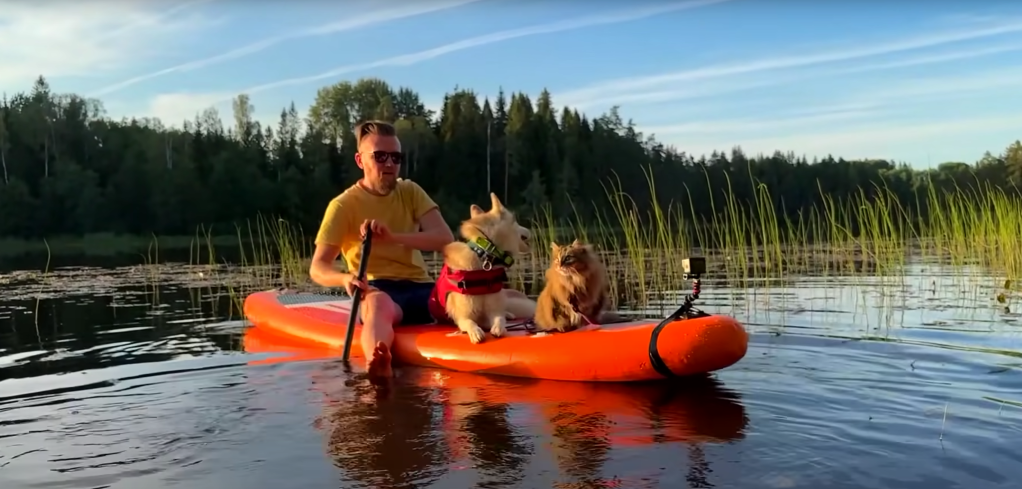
[534,239,623,332]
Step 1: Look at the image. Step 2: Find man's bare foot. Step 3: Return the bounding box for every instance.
[367,341,393,387]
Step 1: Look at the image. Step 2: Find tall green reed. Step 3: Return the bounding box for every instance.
[166,169,1022,315]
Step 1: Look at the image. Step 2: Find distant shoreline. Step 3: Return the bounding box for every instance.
[0,233,244,259]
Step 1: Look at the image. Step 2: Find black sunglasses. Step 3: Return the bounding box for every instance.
[367,151,404,165]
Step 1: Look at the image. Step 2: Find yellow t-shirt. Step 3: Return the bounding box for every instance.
[314,179,437,283]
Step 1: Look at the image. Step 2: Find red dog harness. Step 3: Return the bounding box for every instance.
[428,264,508,324]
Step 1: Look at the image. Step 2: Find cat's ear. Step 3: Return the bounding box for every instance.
[550,241,560,253]
[571,238,582,247]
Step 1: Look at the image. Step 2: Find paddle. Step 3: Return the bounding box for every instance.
[341,228,373,362]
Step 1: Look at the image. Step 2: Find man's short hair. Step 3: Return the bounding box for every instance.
[355,120,397,148]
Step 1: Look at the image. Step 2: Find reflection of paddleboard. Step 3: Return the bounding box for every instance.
[427,369,749,446]
[243,290,748,382]
[243,325,749,447]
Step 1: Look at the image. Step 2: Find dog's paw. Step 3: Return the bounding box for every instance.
[490,321,507,338]
[467,325,486,344]
[570,312,584,329]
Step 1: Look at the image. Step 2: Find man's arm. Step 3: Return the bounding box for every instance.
[388,181,454,252]
[390,207,454,252]
[309,243,350,288]
[309,198,352,287]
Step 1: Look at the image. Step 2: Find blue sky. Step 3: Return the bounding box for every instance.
[5,0,1022,167]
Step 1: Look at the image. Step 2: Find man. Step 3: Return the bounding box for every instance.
[310,120,453,384]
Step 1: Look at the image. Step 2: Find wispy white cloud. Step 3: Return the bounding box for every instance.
[641,59,1022,163]
[88,0,484,97]
[98,0,216,40]
[572,40,1022,111]
[833,41,1022,74]
[138,0,731,126]
[558,18,1022,108]
[569,76,792,110]
[638,62,1022,141]
[641,103,881,137]
[0,0,214,92]
[142,92,237,127]
[671,112,1022,162]
[201,0,731,101]
[844,67,1022,105]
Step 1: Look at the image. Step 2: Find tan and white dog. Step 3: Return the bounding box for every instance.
[427,193,536,343]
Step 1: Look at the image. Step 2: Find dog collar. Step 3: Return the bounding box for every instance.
[466,236,515,270]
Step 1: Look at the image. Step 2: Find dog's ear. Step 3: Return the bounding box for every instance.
[489,192,504,213]
[470,204,484,218]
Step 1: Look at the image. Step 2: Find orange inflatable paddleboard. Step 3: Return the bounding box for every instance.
[242,290,748,382]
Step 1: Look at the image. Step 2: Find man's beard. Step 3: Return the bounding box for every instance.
[380,175,398,192]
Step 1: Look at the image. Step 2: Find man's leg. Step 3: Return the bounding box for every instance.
[504,289,529,300]
[503,289,536,319]
[359,290,403,383]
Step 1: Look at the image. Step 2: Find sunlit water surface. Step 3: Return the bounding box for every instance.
[1,260,1021,488]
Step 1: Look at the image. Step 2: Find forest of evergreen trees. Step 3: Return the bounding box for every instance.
[1,75,1021,241]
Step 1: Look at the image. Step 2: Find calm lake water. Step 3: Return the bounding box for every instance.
[2,257,1021,488]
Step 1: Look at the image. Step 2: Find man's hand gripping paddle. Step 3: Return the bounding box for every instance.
[341,229,372,362]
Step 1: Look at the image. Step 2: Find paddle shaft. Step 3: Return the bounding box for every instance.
[341,229,373,361]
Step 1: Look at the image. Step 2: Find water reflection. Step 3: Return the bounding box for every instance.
[434,371,746,488]
[246,326,748,488]
[1,266,242,383]
[313,362,452,488]
[433,375,534,487]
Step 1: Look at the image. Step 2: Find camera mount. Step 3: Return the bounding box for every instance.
[676,257,707,319]
[646,256,711,378]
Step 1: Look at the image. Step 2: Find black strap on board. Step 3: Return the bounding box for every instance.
[647,277,704,378]
[648,314,680,378]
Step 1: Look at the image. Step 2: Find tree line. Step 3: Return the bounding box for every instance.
[1,75,1021,242]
